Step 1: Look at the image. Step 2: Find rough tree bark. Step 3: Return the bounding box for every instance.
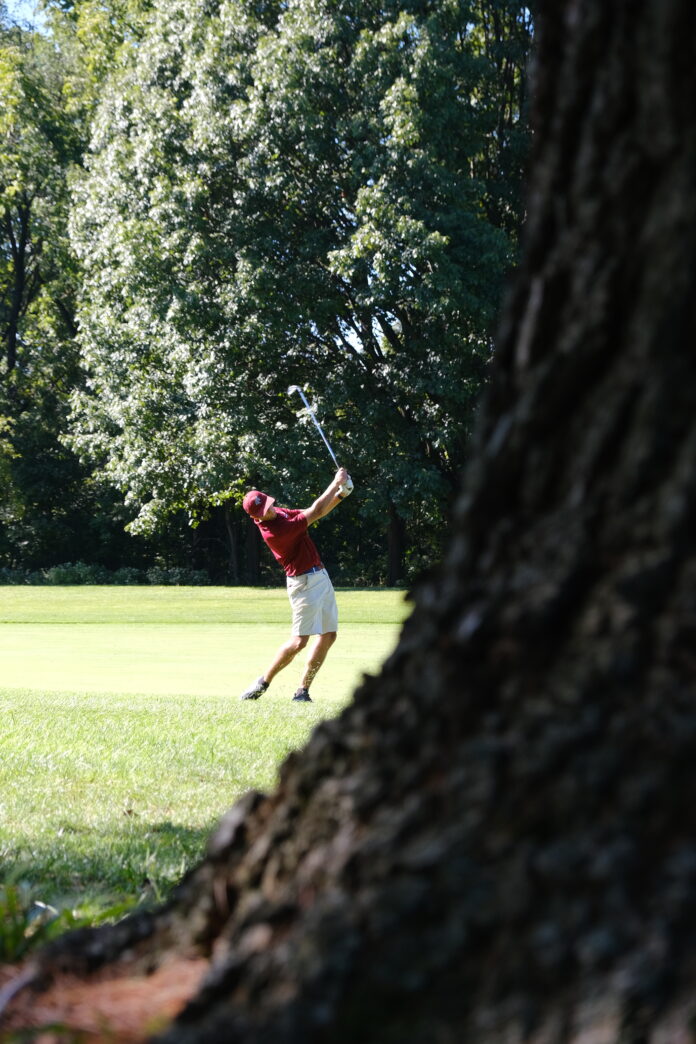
[3,0,696,1040]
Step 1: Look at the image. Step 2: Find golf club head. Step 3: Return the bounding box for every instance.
[287,384,312,412]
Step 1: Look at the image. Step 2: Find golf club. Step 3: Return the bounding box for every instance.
[287,385,353,497]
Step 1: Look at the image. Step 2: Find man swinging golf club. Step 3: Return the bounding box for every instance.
[240,468,352,702]
[240,387,353,703]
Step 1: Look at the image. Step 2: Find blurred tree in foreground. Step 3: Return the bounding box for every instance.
[5,0,696,1039]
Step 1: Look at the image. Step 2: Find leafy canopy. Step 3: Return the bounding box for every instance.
[68,0,530,553]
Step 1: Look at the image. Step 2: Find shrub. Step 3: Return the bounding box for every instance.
[111,567,144,585]
[0,567,40,585]
[0,562,212,586]
[43,561,110,585]
[145,566,211,586]
[0,882,135,962]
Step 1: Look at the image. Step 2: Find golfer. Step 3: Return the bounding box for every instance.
[240,467,352,703]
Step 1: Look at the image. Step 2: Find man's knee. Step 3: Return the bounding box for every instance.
[290,635,309,651]
[323,631,337,646]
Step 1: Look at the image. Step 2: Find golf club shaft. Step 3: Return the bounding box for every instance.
[290,387,340,469]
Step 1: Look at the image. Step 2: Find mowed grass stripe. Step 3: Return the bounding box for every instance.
[0,622,397,697]
[0,585,410,624]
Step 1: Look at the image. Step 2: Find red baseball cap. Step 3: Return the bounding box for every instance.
[243,490,276,519]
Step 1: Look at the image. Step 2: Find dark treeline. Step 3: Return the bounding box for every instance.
[0,0,532,585]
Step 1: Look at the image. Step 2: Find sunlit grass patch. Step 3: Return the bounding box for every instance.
[0,586,410,930]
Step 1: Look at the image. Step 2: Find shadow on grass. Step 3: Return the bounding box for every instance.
[2,819,216,910]
[1,820,220,962]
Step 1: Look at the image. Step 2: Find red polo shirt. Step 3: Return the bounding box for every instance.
[255,508,322,577]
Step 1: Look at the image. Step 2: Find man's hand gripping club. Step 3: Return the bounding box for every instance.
[337,467,354,499]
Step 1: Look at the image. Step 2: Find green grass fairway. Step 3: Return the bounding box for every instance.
[0,586,409,914]
[0,586,408,698]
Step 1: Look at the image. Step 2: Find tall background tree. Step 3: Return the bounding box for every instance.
[4,0,696,1039]
[0,0,531,584]
[0,12,83,565]
[0,0,176,575]
[67,0,531,583]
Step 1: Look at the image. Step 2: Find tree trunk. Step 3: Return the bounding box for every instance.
[3,200,30,375]
[222,504,240,585]
[4,0,696,1040]
[244,518,260,585]
[386,500,406,586]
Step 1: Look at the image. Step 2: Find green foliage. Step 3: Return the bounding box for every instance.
[0,1,193,581]
[0,880,134,962]
[44,560,109,583]
[0,561,212,583]
[67,0,532,579]
[43,0,155,117]
[0,16,131,573]
[144,565,211,585]
[0,21,79,374]
[0,0,531,583]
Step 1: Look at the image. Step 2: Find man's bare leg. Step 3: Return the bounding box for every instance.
[299,631,337,691]
[263,635,309,684]
[240,635,308,700]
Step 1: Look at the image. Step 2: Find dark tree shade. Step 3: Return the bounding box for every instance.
[3,0,696,1040]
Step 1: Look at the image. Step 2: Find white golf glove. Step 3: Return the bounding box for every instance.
[338,475,354,498]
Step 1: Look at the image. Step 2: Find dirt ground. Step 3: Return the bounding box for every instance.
[0,956,208,1042]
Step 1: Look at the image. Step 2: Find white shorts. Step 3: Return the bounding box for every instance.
[286,568,338,636]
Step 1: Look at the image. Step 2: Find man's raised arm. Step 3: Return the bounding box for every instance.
[303,468,351,525]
